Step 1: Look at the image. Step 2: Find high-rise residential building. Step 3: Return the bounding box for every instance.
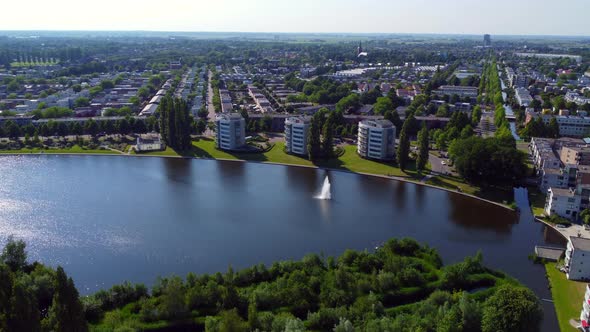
[285,116,311,156]
[579,285,590,329]
[215,113,246,151]
[526,111,590,138]
[483,34,492,47]
[357,119,396,161]
[565,236,590,280]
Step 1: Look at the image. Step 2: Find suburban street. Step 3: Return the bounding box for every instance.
[205,69,216,137]
[207,70,216,120]
[428,151,453,175]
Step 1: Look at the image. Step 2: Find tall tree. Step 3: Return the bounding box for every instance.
[322,113,335,158]
[8,281,40,332]
[45,267,87,332]
[397,113,414,171]
[1,236,27,272]
[416,123,429,173]
[159,97,192,150]
[548,117,560,138]
[84,119,98,137]
[384,110,402,134]
[471,105,482,126]
[307,114,322,161]
[482,285,542,332]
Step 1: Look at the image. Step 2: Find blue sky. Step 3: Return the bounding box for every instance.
[1,0,588,36]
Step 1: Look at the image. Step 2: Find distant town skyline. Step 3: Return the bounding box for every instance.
[1,0,589,36]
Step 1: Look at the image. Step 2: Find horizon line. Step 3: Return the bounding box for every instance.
[0,29,589,38]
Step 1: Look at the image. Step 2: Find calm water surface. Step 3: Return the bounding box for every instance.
[0,155,563,331]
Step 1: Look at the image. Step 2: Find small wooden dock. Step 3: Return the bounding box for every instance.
[535,246,565,261]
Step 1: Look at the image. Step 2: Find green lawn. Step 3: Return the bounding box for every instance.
[0,145,118,155]
[425,174,513,205]
[188,139,420,179]
[133,147,182,157]
[529,186,547,217]
[545,262,587,332]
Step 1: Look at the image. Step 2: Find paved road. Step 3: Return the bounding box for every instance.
[428,152,453,175]
[206,70,216,120]
[204,70,216,137]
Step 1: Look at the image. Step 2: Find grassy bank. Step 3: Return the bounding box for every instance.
[529,186,547,217]
[0,145,119,155]
[185,139,422,179]
[545,262,586,332]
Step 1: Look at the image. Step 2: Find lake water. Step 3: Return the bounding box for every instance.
[0,155,563,331]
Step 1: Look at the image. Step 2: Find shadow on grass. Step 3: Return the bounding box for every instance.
[227,150,269,162]
[428,174,513,203]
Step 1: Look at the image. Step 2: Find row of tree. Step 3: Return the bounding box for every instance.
[308,109,337,160]
[449,136,527,185]
[0,117,155,139]
[519,116,560,140]
[159,97,192,150]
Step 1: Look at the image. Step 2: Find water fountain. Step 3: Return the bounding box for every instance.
[316,176,332,200]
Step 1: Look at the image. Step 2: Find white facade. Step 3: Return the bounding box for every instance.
[515,88,533,107]
[579,284,590,329]
[136,137,165,152]
[565,237,590,280]
[433,85,478,98]
[530,112,590,138]
[215,113,246,151]
[285,116,311,156]
[545,187,581,220]
[357,119,396,161]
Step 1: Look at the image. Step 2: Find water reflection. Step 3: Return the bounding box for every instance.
[448,193,517,234]
[393,181,407,211]
[415,185,425,207]
[286,166,318,195]
[162,158,192,184]
[216,160,246,189]
[543,225,567,246]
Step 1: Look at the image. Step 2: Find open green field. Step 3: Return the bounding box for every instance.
[545,262,587,332]
[0,145,118,155]
[185,139,421,179]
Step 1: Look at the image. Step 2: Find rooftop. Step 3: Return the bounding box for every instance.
[550,187,576,197]
[216,113,244,121]
[285,116,311,124]
[360,119,394,128]
[570,236,590,251]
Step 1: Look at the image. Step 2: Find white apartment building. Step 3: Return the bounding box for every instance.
[285,116,311,156]
[515,87,533,107]
[357,119,396,161]
[565,236,590,280]
[433,85,478,98]
[528,111,590,138]
[215,113,246,151]
[579,284,590,329]
[545,187,582,220]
